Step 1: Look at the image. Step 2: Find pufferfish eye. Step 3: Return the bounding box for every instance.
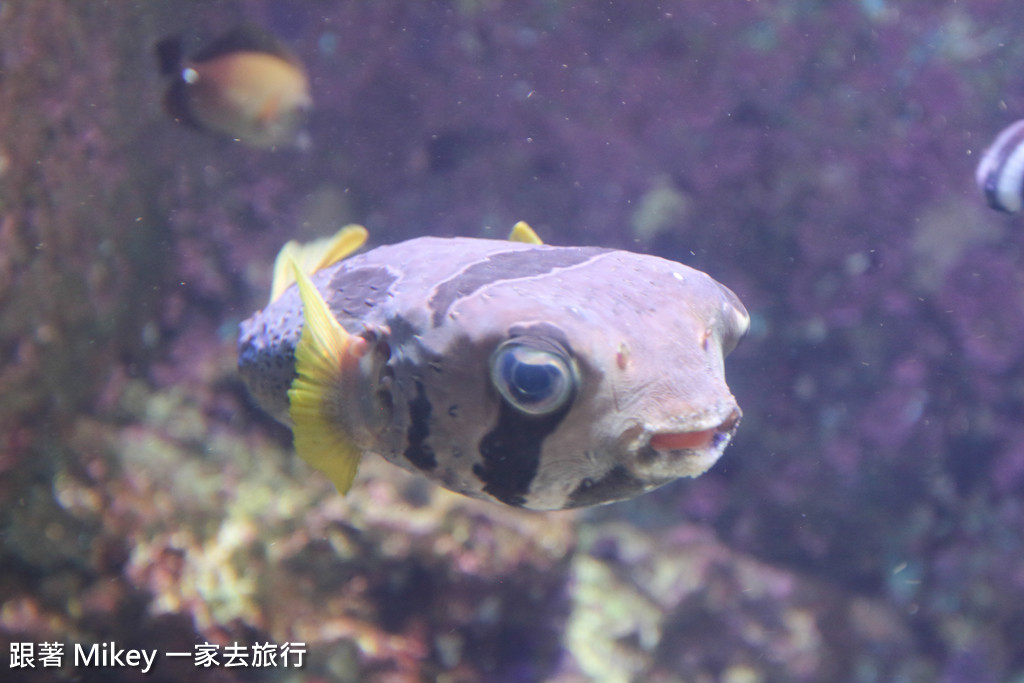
[489,337,576,416]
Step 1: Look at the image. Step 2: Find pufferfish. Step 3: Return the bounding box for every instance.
[238,223,749,510]
[156,25,312,149]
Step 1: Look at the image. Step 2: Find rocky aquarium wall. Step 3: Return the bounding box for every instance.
[2,1,1024,681]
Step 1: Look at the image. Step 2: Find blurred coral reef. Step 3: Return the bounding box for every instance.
[3,1,1024,681]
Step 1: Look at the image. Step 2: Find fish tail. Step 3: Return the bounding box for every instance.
[287,259,364,494]
[162,79,200,129]
[155,36,184,76]
[269,224,368,304]
[156,35,203,128]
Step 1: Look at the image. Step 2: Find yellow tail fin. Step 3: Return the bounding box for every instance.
[286,258,364,494]
[270,224,369,304]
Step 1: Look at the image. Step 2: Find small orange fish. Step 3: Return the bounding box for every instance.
[157,25,312,149]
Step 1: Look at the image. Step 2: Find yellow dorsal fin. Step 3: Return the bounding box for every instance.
[286,258,363,494]
[508,221,543,245]
[269,224,369,304]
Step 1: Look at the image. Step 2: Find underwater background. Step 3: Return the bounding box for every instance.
[2,1,1024,681]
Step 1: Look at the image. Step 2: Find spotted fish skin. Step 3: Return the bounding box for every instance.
[238,235,749,510]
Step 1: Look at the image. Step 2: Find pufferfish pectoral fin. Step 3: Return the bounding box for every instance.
[508,221,543,245]
[269,224,369,304]
[287,259,365,494]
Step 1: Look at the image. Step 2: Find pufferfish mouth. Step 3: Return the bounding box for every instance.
[649,408,742,454]
[651,405,741,454]
[632,407,741,479]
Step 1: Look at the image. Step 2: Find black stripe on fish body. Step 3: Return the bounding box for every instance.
[474,400,572,507]
[565,465,649,509]
[403,380,437,472]
[428,247,608,327]
[327,265,399,318]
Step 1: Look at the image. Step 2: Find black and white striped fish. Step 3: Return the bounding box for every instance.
[238,223,749,510]
[976,119,1024,213]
